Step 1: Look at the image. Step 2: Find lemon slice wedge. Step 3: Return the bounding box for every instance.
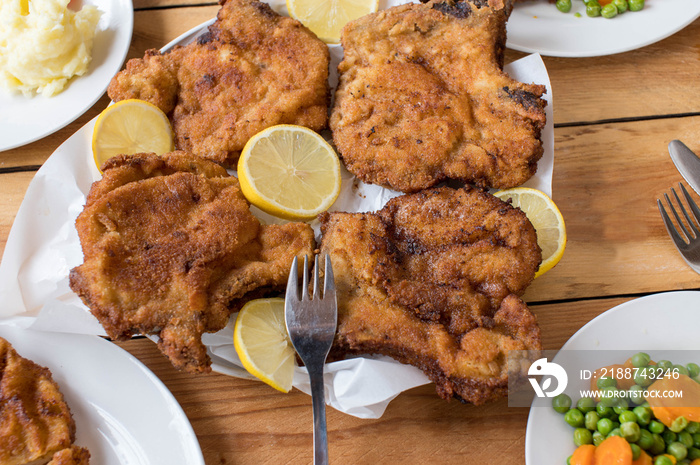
[286,0,379,44]
[237,124,341,221]
[92,99,174,171]
[493,187,567,278]
[233,298,296,393]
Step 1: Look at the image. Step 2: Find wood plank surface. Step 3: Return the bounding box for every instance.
[1,2,700,464]
[506,17,700,125]
[114,297,628,465]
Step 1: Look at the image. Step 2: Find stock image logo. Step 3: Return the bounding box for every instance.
[528,358,568,398]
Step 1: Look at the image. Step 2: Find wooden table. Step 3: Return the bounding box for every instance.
[1,2,700,464]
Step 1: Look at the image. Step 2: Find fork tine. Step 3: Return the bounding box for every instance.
[678,183,700,235]
[301,254,309,301]
[286,256,300,303]
[665,191,693,241]
[312,254,320,300]
[658,199,688,245]
[323,254,336,300]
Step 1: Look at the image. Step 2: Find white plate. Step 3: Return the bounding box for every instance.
[0,325,205,464]
[525,290,700,465]
[0,0,133,152]
[508,0,700,57]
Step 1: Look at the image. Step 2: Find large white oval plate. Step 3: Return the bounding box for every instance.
[525,290,700,465]
[0,0,133,151]
[508,0,700,57]
[0,325,205,465]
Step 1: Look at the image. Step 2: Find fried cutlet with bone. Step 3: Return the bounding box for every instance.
[319,186,542,403]
[69,152,315,373]
[0,337,90,465]
[107,0,330,166]
[330,0,547,193]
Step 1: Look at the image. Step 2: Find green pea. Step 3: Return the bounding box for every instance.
[633,406,652,425]
[598,376,618,389]
[597,403,614,418]
[578,397,597,413]
[574,427,593,446]
[654,456,674,465]
[651,433,667,454]
[598,417,615,436]
[658,360,673,372]
[650,433,667,455]
[556,0,572,12]
[599,391,618,408]
[632,352,651,368]
[621,422,641,443]
[637,429,654,450]
[649,420,666,434]
[593,431,606,446]
[689,447,700,460]
[608,427,622,438]
[619,411,637,424]
[694,432,700,447]
[674,365,690,377]
[553,393,572,413]
[664,430,678,444]
[635,368,654,387]
[601,3,617,18]
[686,422,700,434]
[613,399,629,414]
[586,3,602,16]
[585,411,600,431]
[687,363,700,379]
[679,432,694,448]
[566,455,572,465]
[668,442,689,461]
[613,0,628,13]
[630,443,642,460]
[672,416,690,433]
[628,0,644,11]
[628,385,646,404]
[565,409,585,428]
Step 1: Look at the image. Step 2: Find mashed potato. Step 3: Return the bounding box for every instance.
[0,0,102,97]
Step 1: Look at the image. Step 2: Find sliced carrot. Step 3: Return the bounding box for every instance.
[645,374,700,427]
[571,444,596,465]
[594,436,633,465]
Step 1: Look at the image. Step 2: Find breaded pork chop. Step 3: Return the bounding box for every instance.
[69,152,315,373]
[319,187,542,403]
[0,338,90,465]
[330,0,547,193]
[108,0,330,167]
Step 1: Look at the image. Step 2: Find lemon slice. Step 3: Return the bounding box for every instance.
[237,124,341,221]
[92,99,174,171]
[233,298,296,393]
[493,187,567,278]
[286,0,379,44]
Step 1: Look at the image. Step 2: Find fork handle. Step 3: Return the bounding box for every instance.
[308,363,329,465]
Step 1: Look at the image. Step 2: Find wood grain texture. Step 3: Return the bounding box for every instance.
[505,18,700,126]
[524,115,700,302]
[113,297,628,465]
[1,2,700,464]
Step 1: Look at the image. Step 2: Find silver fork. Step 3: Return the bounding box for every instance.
[285,254,337,465]
[657,182,700,274]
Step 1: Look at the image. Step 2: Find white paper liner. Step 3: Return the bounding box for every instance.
[0,0,554,419]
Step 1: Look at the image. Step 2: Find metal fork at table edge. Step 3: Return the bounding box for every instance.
[285,254,336,465]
